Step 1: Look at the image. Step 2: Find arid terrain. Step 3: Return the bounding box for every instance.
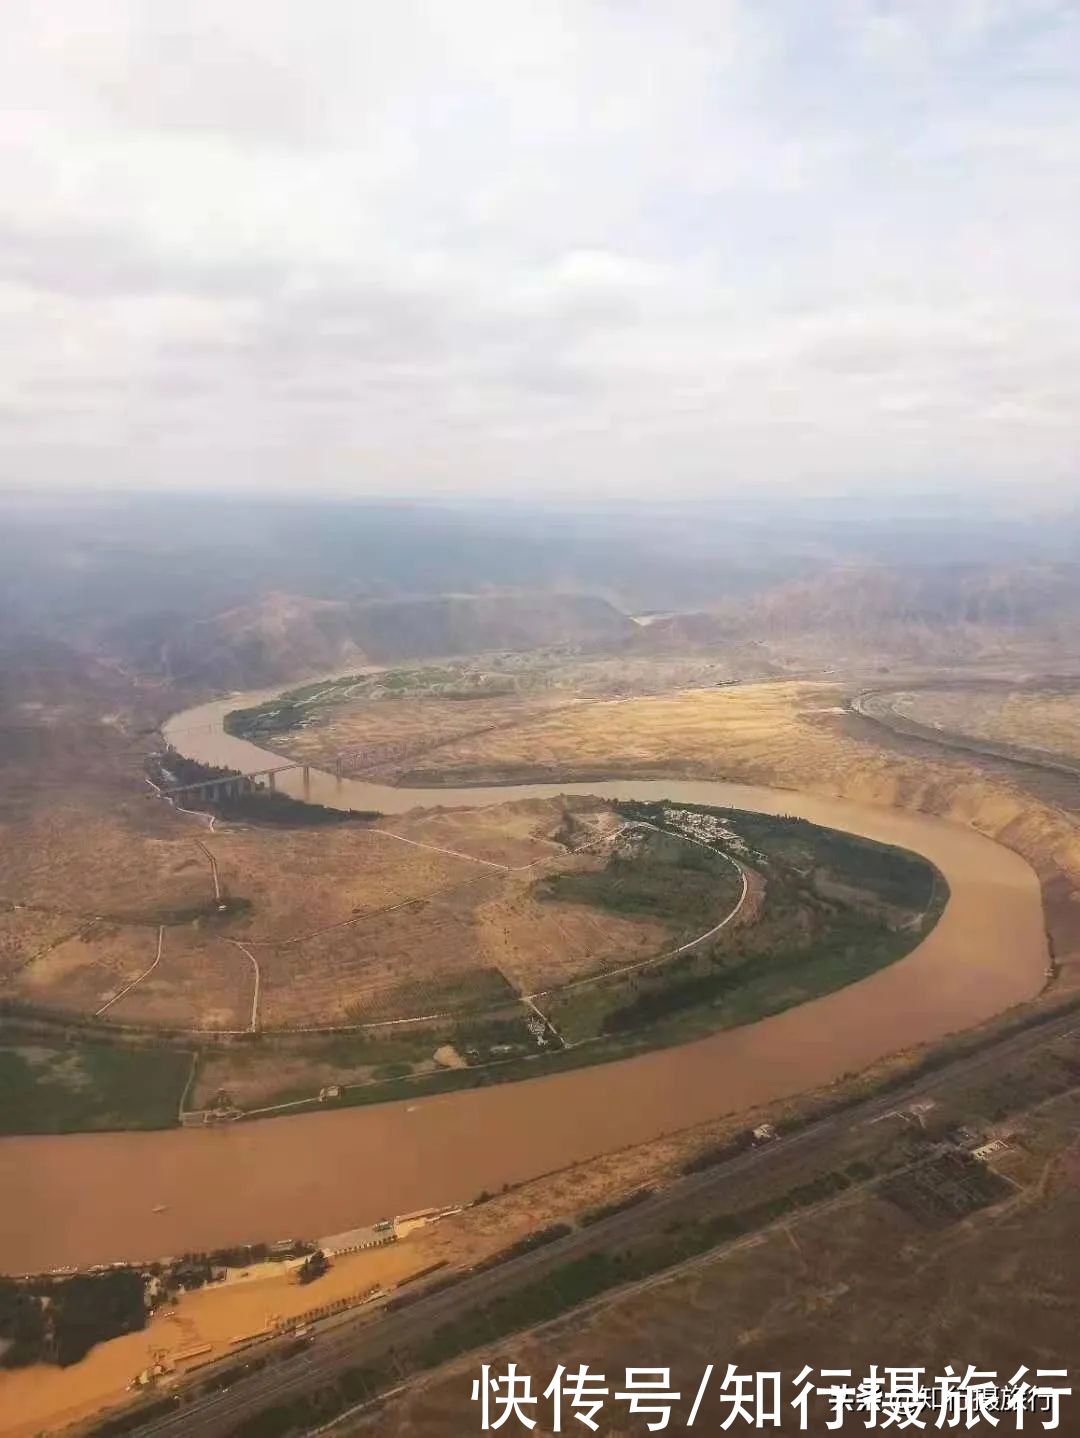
[3,549,1080,1436]
[864,683,1080,764]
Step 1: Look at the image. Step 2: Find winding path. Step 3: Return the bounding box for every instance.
[227,939,261,1030]
[94,926,165,1018]
[527,824,751,1002]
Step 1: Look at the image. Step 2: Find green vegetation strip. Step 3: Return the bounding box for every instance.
[1,1269,147,1368]
[0,1042,191,1135]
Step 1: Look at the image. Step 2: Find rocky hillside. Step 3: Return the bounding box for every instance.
[152,591,636,690]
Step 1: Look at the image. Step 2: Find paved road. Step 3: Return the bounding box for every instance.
[100,1003,1080,1438]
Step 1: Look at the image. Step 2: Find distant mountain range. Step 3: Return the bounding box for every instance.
[128,560,1080,691]
[146,591,636,689]
[2,493,1079,692]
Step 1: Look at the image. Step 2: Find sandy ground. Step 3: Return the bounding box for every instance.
[0,1239,437,1438]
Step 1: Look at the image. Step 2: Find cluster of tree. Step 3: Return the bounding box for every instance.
[155,1241,315,1293]
[599,967,738,1035]
[296,1249,329,1285]
[224,700,306,740]
[206,789,379,828]
[149,752,237,789]
[0,1269,146,1368]
[471,1224,573,1275]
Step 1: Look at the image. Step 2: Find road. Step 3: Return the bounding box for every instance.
[227,939,261,1030]
[100,1002,1080,1438]
[94,926,165,1018]
[195,839,222,901]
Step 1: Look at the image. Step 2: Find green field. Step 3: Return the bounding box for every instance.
[536,826,743,940]
[543,805,946,1045]
[0,1041,191,1134]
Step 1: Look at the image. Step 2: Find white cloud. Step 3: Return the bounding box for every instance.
[0,0,1077,498]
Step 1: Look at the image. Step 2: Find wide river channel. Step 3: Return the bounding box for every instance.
[0,687,1049,1273]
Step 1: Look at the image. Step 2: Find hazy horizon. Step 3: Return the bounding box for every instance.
[2,2,1078,502]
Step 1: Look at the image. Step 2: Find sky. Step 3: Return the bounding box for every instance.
[1,1,1078,502]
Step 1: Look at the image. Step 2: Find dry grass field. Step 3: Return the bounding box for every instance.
[228,654,766,780]
[105,929,254,1030]
[0,908,81,984]
[255,694,576,776]
[0,788,680,1032]
[376,797,598,869]
[0,807,214,922]
[10,921,159,1017]
[208,824,477,942]
[887,686,1080,761]
[414,682,883,789]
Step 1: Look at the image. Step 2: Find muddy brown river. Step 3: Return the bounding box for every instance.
[0,691,1048,1274]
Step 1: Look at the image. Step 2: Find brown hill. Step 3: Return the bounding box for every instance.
[155,591,635,690]
[348,592,633,662]
[156,594,365,690]
[729,564,1080,634]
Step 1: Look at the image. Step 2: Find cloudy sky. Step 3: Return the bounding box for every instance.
[1,1,1078,501]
